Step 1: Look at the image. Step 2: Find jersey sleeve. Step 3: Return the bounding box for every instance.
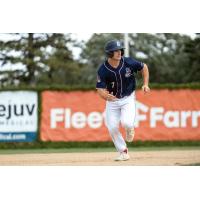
[96,67,106,89]
[125,57,144,72]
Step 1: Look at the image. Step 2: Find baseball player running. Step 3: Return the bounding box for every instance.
[96,39,150,161]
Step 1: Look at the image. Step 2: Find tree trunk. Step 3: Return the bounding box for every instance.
[26,33,35,85]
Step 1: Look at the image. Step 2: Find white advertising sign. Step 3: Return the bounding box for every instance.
[0,91,38,142]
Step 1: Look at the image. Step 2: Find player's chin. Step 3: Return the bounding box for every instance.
[115,57,121,61]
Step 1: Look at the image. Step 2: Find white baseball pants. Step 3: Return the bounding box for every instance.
[105,92,136,153]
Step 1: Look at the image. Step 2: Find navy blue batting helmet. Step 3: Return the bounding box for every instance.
[105,40,125,57]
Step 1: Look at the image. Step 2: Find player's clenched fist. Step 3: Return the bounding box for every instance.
[96,88,118,101]
[107,93,118,101]
[142,85,150,94]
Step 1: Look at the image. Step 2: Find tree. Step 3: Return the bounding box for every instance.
[184,34,200,82]
[128,33,191,83]
[0,33,80,86]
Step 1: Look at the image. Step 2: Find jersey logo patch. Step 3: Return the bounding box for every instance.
[125,68,131,77]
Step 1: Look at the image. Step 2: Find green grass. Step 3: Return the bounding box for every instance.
[1,140,200,150]
[183,163,200,166]
[0,146,200,155]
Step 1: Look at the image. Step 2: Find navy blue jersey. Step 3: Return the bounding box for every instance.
[96,57,144,98]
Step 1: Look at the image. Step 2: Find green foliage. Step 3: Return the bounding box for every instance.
[0,33,200,88]
[146,82,200,90]
[129,33,192,83]
[0,33,81,86]
[1,82,200,92]
[184,34,200,82]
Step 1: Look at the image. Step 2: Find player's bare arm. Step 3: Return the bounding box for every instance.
[96,88,118,101]
[141,63,150,94]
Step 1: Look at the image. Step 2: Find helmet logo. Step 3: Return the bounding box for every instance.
[116,41,120,47]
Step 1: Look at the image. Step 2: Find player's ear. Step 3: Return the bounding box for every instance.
[107,51,114,58]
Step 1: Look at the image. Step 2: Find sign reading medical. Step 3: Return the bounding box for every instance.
[0,91,38,142]
[41,90,200,141]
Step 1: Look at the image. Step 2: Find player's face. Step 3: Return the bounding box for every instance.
[112,50,122,61]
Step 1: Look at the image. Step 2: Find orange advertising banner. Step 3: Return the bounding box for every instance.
[40,90,200,141]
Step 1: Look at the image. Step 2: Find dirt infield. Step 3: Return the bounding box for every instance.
[1,149,200,166]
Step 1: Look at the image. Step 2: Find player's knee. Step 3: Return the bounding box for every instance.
[107,125,119,135]
[121,121,134,129]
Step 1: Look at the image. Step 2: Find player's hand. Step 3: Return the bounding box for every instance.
[142,85,150,94]
[107,93,118,101]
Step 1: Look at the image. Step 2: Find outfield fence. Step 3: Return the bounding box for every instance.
[0,84,200,144]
